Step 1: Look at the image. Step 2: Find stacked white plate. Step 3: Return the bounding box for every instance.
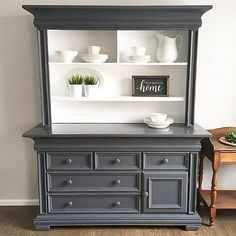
[126,55,151,63]
[144,117,174,129]
[80,54,109,63]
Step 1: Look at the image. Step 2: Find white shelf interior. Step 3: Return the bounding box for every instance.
[47,30,188,124]
[117,30,188,63]
[48,30,117,63]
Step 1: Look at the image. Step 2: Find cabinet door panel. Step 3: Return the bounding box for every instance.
[143,172,188,213]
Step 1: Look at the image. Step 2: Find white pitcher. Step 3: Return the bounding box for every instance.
[156,34,183,62]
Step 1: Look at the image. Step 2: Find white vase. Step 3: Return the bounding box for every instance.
[69,84,83,97]
[84,85,98,97]
[156,34,183,62]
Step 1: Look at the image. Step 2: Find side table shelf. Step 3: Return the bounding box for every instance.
[199,190,236,209]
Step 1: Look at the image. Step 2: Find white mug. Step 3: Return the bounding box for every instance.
[88,46,105,56]
[131,47,146,56]
[150,113,167,123]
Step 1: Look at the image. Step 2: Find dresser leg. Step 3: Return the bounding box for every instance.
[209,152,220,226]
[197,151,204,206]
[35,225,51,231]
[185,225,200,231]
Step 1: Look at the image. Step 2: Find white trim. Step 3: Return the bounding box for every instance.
[0,199,39,206]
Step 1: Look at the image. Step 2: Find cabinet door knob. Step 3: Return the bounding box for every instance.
[113,179,121,185]
[65,158,72,164]
[65,201,73,207]
[162,158,169,164]
[143,192,149,197]
[114,158,121,164]
[66,179,73,185]
[113,201,121,207]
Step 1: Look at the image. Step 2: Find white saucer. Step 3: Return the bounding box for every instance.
[80,54,109,63]
[144,117,174,129]
[126,55,151,63]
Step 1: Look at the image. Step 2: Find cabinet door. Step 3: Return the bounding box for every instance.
[143,172,188,213]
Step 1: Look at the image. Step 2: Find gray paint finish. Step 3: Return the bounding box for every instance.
[22,5,212,30]
[46,152,93,170]
[23,124,209,230]
[47,172,140,192]
[48,193,140,214]
[143,152,189,170]
[23,123,210,138]
[22,4,212,231]
[143,172,188,213]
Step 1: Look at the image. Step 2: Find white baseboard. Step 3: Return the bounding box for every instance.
[0,199,39,206]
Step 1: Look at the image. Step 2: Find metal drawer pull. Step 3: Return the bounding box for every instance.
[114,158,121,164]
[113,179,121,185]
[65,201,73,207]
[113,201,121,207]
[143,192,149,197]
[66,179,73,185]
[162,158,169,164]
[65,158,72,164]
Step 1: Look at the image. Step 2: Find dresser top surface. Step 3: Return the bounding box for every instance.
[23,123,210,139]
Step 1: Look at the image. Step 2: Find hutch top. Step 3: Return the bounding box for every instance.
[23,5,212,127]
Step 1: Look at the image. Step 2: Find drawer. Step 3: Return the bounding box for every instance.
[48,173,140,192]
[48,194,140,213]
[95,152,141,170]
[46,152,92,170]
[143,152,189,170]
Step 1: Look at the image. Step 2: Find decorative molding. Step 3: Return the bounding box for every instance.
[22,5,212,30]
[0,199,39,206]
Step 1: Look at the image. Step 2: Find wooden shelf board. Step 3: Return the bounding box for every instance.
[49,62,187,66]
[200,190,236,209]
[51,96,185,102]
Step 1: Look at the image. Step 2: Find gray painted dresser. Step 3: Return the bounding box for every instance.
[22,5,212,231]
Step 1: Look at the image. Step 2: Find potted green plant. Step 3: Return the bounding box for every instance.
[68,74,83,97]
[84,75,99,97]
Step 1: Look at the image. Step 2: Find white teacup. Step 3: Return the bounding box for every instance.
[150,113,167,123]
[131,47,146,56]
[88,46,105,56]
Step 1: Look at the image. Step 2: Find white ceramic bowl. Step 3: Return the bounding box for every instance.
[80,54,108,63]
[150,113,167,123]
[55,50,78,63]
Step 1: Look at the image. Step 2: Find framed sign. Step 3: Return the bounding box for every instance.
[132,76,169,96]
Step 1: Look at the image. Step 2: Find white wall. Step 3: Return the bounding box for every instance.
[0,0,235,205]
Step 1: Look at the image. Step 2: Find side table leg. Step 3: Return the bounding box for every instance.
[209,152,220,226]
[197,151,204,206]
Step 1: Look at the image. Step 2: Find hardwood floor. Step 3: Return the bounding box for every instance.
[0,206,235,236]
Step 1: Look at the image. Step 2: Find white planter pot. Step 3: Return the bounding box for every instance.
[84,85,98,97]
[69,84,83,97]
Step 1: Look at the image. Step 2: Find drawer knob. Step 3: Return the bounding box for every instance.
[113,201,121,207]
[143,192,149,197]
[66,179,73,185]
[114,158,121,164]
[162,158,169,164]
[113,179,121,185]
[65,201,73,207]
[65,158,72,164]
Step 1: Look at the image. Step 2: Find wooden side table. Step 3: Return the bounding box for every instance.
[198,127,236,226]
